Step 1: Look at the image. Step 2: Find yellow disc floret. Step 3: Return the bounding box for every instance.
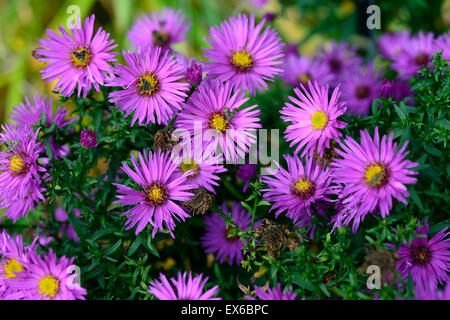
[209,113,228,133]
[138,73,160,96]
[4,259,24,279]
[9,154,27,174]
[145,183,168,206]
[231,50,253,71]
[365,164,388,187]
[180,159,199,177]
[71,47,92,68]
[311,111,328,130]
[298,73,311,85]
[295,179,311,192]
[38,275,59,298]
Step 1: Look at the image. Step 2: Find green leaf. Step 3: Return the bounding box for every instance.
[240,201,253,213]
[146,234,160,258]
[127,235,143,257]
[104,239,122,256]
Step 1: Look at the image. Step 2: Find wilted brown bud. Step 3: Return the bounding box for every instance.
[313,141,339,167]
[255,219,300,257]
[181,187,214,216]
[359,246,399,286]
[153,129,178,152]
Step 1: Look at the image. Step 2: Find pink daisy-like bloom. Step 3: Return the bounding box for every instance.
[377,31,411,61]
[282,55,333,87]
[395,219,450,291]
[0,231,37,299]
[280,80,347,158]
[107,48,189,126]
[0,125,46,222]
[245,283,297,300]
[316,40,362,87]
[10,94,73,159]
[261,155,335,223]
[331,127,419,233]
[8,249,87,300]
[148,271,221,300]
[127,7,190,52]
[37,14,118,98]
[175,80,262,164]
[434,31,450,62]
[172,142,227,194]
[340,63,381,117]
[201,202,260,266]
[202,13,284,95]
[391,31,436,79]
[114,149,194,237]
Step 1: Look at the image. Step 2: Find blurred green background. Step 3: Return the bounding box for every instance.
[0,0,449,125]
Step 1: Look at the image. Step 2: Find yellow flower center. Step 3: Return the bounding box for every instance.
[209,113,228,133]
[9,154,27,174]
[38,275,59,298]
[180,159,199,177]
[145,183,168,206]
[298,73,311,85]
[311,111,328,130]
[138,73,160,96]
[365,164,388,187]
[295,179,311,192]
[4,259,24,279]
[71,47,92,68]
[231,50,253,71]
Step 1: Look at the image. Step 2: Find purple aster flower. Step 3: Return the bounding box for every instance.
[415,283,450,300]
[8,249,87,300]
[186,60,203,85]
[380,79,414,104]
[10,94,73,158]
[261,155,335,223]
[148,271,221,300]
[331,127,419,233]
[391,31,435,79]
[114,149,194,237]
[172,142,227,194]
[282,55,333,87]
[434,31,450,62]
[37,14,118,97]
[54,207,81,242]
[80,129,98,149]
[201,202,259,266]
[316,40,362,87]
[280,81,347,157]
[245,283,297,300]
[174,79,262,164]
[127,7,190,52]
[107,48,189,126]
[202,13,284,95]
[0,125,46,222]
[377,31,411,61]
[340,63,381,116]
[0,231,37,299]
[237,164,257,192]
[395,219,450,291]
